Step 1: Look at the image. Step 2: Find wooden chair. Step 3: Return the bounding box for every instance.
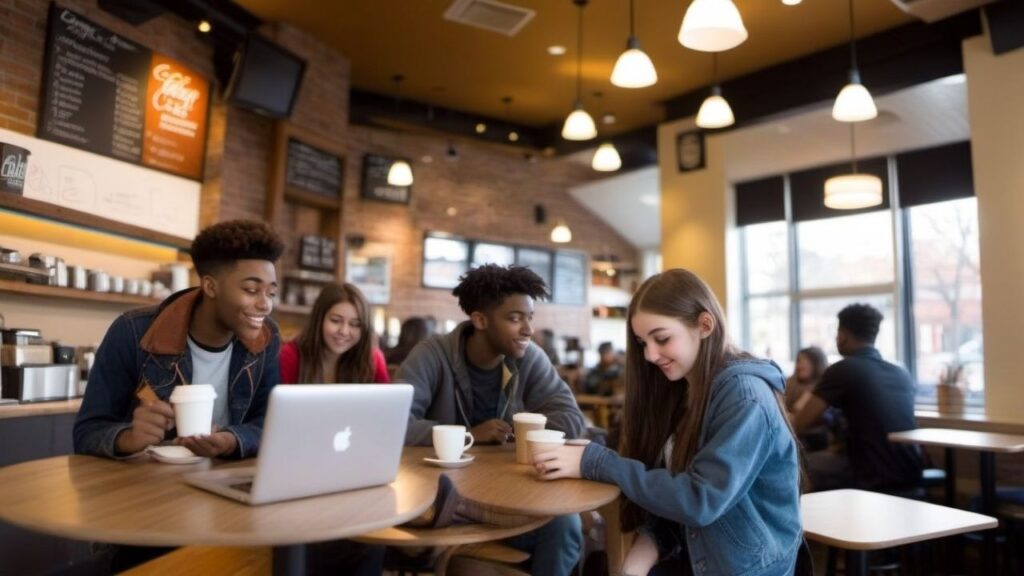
[122,546,271,576]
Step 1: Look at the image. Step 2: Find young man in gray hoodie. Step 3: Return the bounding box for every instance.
[396,263,585,576]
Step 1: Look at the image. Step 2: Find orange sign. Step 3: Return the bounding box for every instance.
[142,54,209,180]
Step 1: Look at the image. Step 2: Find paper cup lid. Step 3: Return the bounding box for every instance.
[513,412,547,423]
[170,384,217,402]
[526,429,565,442]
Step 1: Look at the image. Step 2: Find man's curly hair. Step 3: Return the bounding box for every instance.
[190,220,285,276]
[452,264,550,315]
[838,303,883,344]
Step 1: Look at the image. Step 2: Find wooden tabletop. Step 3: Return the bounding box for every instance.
[888,428,1024,453]
[355,515,551,547]
[801,489,998,550]
[404,444,621,516]
[0,455,437,547]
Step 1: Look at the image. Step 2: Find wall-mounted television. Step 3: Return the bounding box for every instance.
[224,34,306,119]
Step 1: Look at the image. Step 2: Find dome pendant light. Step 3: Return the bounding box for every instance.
[824,123,882,210]
[562,0,597,141]
[832,0,877,122]
[678,0,748,53]
[551,219,573,243]
[592,142,622,172]
[611,0,657,88]
[387,160,414,186]
[696,54,734,129]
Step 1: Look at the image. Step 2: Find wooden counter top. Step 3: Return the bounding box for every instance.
[0,398,82,420]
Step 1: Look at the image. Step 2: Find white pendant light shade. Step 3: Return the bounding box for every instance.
[387,160,413,186]
[696,86,734,129]
[551,221,573,243]
[832,72,877,122]
[782,0,802,5]
[824,173,882,209]
[562,102,598,141]
[592,142,622,172]
[678,0,748,52]
[611,38,658,88]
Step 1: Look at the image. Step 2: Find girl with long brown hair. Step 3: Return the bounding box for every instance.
[533,269,801,575]
[279,282,389,384]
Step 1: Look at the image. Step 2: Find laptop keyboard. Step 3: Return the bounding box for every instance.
[229,481,254,493]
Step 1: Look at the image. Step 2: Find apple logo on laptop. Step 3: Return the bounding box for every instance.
[333,426,352,452]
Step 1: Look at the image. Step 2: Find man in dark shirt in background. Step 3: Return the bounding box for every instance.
[794,303,923,492]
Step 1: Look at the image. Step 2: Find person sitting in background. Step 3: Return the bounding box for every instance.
[397,264,585,576]
[794,303,923,492]
[533,327,560,366]
[385,316,430,366]
[786,346,833,451]
[279,282,389,384]
[582,341,623,396]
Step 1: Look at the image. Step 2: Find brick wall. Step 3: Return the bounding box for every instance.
[1,0,639,348]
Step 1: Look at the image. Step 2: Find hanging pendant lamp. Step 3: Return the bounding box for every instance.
[611,0,657,88]
[592,142,622,172]
[386,74,414,186]
[824,123,882,209]
[832,0,877,122]
[696,54,734,128]
[562,0,597,140]
[551,219,573,243]
[678,0,748,53]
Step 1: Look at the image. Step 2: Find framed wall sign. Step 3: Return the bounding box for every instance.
[362,154,411,204]
[552,250,587,306]
[285,138,343,200]
[677,130,706,173]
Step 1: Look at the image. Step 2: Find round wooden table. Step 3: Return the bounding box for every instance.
[0,455,437,575]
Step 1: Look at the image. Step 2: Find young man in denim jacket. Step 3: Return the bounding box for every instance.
[74,219,284,460]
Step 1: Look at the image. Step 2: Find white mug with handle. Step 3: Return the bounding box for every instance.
[432,425,475,461]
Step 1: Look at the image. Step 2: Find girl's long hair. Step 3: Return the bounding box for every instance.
[619,269,751,530]
[297,282,375,384]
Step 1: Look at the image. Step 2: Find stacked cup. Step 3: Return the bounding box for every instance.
[512,412,547,464]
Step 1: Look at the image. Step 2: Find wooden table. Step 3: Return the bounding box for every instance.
[0,455,437,576]
[801,489,997,576]
[573,393,624,429]
[889,427,1024,572]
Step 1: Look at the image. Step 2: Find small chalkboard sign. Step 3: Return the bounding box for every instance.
[362,154,411,204]
[286,138,342,199]
[552,250,587,306]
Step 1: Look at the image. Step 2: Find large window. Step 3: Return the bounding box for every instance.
[739,149,982,408]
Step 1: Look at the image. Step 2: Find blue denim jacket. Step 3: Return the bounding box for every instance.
[73,288,280,459]
[580,359,801,576]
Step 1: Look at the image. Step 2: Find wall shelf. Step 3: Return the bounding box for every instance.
[274,303,312,316]
[0,279,161,307]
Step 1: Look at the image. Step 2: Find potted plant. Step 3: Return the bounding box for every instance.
[936,362,967,415]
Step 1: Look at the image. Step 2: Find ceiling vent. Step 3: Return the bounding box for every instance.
[444,0,536,37]
[888,0,995,23]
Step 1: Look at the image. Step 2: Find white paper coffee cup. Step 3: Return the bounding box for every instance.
[513,412,547,464]
[527,429,566,466]
[170,384,217,437]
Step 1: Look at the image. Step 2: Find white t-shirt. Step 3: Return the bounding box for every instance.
[187,335,233,429]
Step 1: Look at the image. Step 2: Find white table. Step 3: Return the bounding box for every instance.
[801,489,997,576]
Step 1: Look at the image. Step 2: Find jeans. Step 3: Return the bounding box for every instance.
[504,513,583,576]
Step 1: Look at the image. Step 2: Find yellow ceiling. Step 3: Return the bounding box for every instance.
[236,0,913,136]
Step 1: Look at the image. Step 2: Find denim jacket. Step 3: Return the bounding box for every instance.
[73,288,280,459]
[580,359,801,576]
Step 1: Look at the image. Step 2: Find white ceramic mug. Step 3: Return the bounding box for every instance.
[169,384,217,437]
[432,424,474,461]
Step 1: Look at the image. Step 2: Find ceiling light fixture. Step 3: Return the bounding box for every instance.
[696,53,734,129]
[197,19,212,33]
[678,0,748,52]
[592,142,622,172]
[824,123,882,209]
[551,219,573,243]
[547,45,567,56]
[502,96,519,142]
[562,0,597,141]
[832,0,877,122]
[611,0,657,88]
[475,122,487,134]
[782,0,802,5]
[386,74,413,186]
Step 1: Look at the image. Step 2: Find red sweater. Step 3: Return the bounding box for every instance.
[279,340,390,384]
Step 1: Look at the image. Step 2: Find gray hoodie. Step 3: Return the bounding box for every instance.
[397,321,585,446]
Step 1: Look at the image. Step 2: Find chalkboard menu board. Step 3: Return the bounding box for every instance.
[286,138,342,199]
[361,154,411,204]
[38,5,209,181]
[552,251,587,305]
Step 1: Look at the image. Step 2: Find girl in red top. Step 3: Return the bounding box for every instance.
[280,282,389,384]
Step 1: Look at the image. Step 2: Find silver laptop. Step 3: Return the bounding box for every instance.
[184,384,412,505]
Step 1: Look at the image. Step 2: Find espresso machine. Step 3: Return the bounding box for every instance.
[1,327,79,403]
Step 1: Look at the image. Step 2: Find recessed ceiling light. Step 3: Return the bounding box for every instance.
[446,206,458,216]
[475,123,487,134]
[602,114,616,125]
[640,194,660,206]
[197,20,212,33]
[547,45,566,56]
[508,131,519,142]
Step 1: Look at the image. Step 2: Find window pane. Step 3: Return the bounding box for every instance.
[909,197,983,406]
[799,295,896,364]
[747,296,791,369]
[744,221,789,294]
[797,212,894,290]
[472,243,515,267]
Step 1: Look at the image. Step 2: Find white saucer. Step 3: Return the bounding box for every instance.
[145,445,206,465]
[423,454,475,469]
